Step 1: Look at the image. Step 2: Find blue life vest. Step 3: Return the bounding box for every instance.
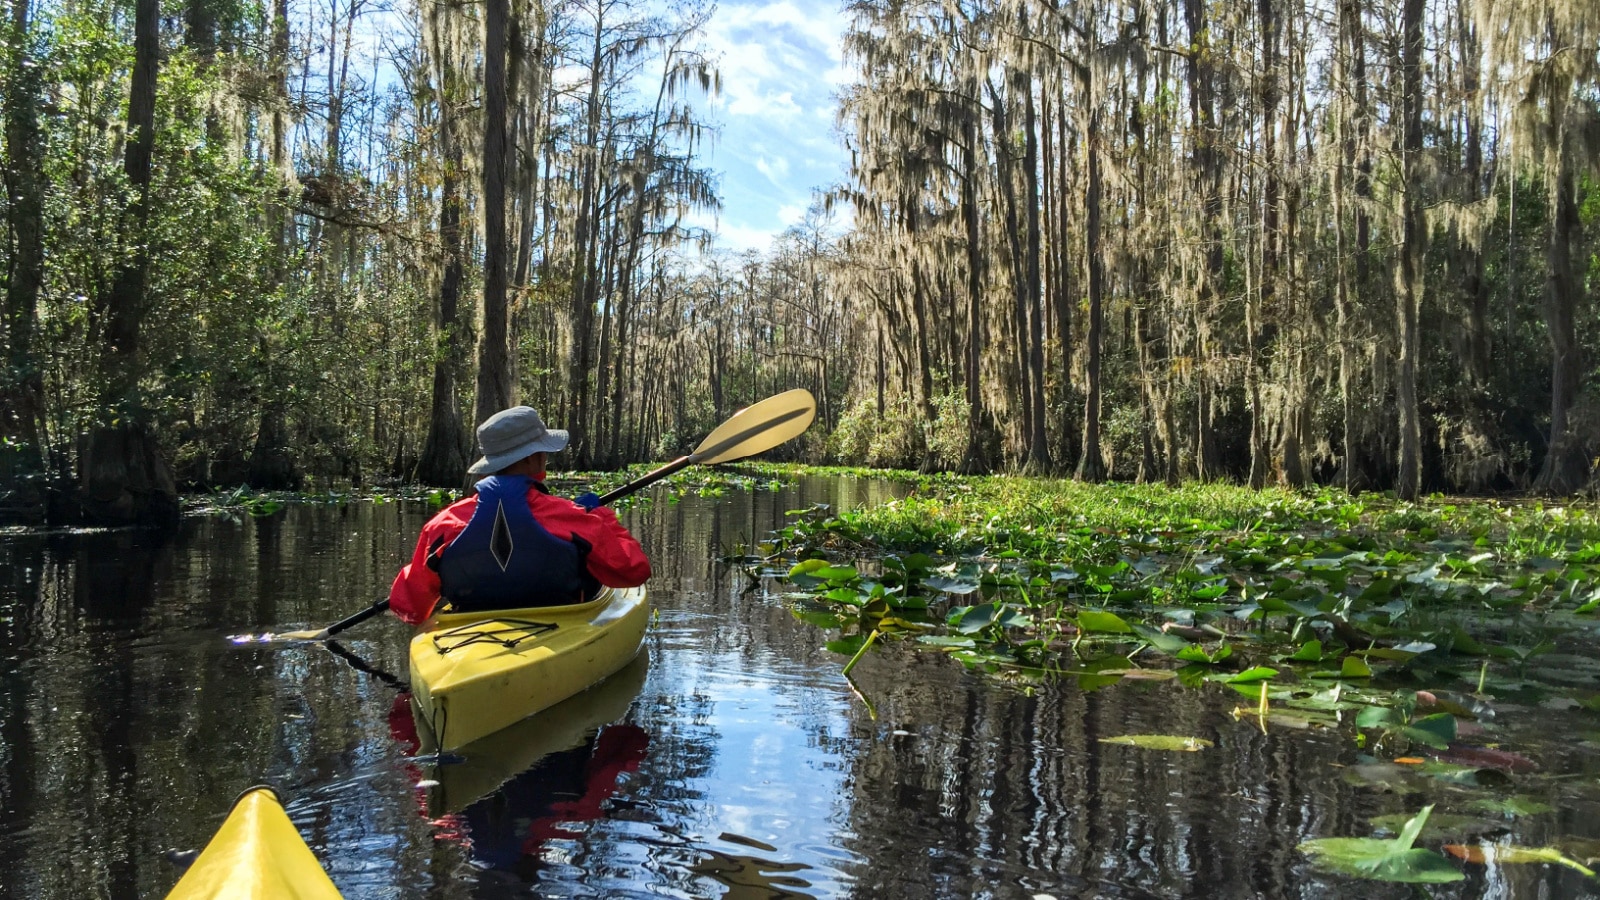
[436,476,597,610]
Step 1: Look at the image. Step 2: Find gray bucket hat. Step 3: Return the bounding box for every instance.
[468,406,570,475]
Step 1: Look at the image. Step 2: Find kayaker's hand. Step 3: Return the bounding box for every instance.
[575,491,602,511]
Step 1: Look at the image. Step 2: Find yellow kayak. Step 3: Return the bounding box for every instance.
[409,585,649,751]
[164,786,342,900]
[419,650,649,815]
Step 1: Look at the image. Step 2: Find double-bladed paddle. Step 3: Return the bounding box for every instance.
[239,388,817,643]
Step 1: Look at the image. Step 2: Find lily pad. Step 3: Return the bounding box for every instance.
[1077,609,1134,634]
[1298,805,1465,883]
[1096,668,1179,681]
[1370,812,1505,842]
[1465,796,1554,818]
[924,574,981,594]
[1098,734,1213,752]
[1224,666,1279,684]
[1288,639,1325,662]
[1132,624,1190,655]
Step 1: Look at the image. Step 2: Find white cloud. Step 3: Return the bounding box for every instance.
[697,0,852,252]
[755,156,792,183]
[774,202,807,227]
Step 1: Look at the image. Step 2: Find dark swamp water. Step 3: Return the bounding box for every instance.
[2,475,1598,899]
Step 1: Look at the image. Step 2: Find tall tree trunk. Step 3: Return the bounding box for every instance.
[957,94,991,474]
[75,0,178,527]
[1458,4,1490,389]
[1248,0,1280,489]
[475,0,513,427]
[1076,97,1107,483]
[1533,160,1586,493]
[989,75,1034,467]
[1185,0,1222,480]
[1334,0,1365,490]
[1022,78,1051,473]
[3,0,45,465]
[416,165,470,485]
[1394,0,1424,500]
[564,14,606,464]
[246,0,297,490]
[902,203,937,469]
[1276,8,1309,486]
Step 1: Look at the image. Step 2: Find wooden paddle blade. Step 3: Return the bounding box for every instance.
[691,389,817,465]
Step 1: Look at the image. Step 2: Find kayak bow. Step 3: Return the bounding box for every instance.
[164,786,342,900]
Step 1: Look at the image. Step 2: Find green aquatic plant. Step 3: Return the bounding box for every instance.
[1298,806,1465,883]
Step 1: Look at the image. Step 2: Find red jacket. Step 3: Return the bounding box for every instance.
[389,484,650,625]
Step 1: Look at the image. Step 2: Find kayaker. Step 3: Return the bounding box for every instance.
[389,406,650,624]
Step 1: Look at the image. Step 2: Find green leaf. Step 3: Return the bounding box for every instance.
[814,565,859,582]
[1098,734,1214,752]
[1225,666,1279,684]
[1298,806,1465,883]
[951,602,998,634]
[825,633,868,656]
[1400,713,1458,750]
[824,587,864,606]
[1465,796,1554,818]
[1288,685,1363,712]
[1095,668,1179,682]
[1369,812,1501,842]
[1356,705,1402,729]
[791,609,848,629]
[1177,642,1231,664]
[925,574,981,595]
[1289,639,1325,662]
[1341,655,1374,678]
[1133,624,1191,655]
[994,605,1033,629]
[788,559,831,578]
[1076,610,1133,634]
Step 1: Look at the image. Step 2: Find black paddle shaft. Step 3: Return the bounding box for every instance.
[595,455,694,507]
[323,598,391,638]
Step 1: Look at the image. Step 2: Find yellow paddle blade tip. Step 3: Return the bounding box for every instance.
[227,629,328,644]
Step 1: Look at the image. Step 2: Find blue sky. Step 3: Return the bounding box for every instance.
[689,0,853,251]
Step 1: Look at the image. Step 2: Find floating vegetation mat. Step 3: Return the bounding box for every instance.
[749,478,1600,884]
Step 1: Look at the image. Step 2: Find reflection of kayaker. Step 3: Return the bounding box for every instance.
[492,724,649,874]
[422,651,651,814]
[387,690,648,878]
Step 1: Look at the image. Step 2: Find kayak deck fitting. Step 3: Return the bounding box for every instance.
[409,585,649,751]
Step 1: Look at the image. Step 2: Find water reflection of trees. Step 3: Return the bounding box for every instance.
[0,508,431,899]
